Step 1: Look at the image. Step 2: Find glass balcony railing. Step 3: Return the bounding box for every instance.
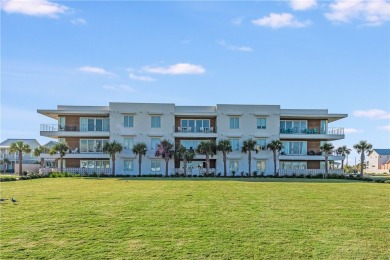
[40,124,110,132]
[280,127,344,135]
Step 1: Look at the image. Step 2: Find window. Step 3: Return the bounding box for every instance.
[230,117,239,129]
[80,118,109,132]
[124,160,133,171]
[151,160,161,172]
[80,139,109,153]
[280,120,307,133]
[280,161,307,170]
[229,160,239,172]
[181,119,211,132]
[281,141,307,155]
[124,138,134,150]
[58,117,66,130]
[256,139,267,150]
[81,160,110,169]
[151,116,161,128]
[151,138,160,150]
[256,160,266,172]
[229,139,240,151]
[124,115,134,127]
[180,140,201,150]
[257,118,266,129]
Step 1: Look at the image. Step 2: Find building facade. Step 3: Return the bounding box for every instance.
[38,103,347,176]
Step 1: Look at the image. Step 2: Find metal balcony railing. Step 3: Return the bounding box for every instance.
[280,127,344,135]
[40,124,109,132]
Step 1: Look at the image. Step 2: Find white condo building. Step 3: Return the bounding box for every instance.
[38,103,347,176]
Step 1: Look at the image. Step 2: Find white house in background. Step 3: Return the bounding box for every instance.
[37,102,347,176]
[367,149,390,174]
[0,139,41,172]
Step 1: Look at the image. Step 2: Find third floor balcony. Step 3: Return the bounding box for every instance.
[280,127,344,141]
[40,124,110,138]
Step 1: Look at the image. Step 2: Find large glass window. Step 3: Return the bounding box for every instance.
[229,139,240,151]
[280,161,307,169]
[180,119,211,132]
[151,116,161,128]
[257,118,266,129]
[280,120,308,133]
[229,160,239,172]
[124,160,133,171]
[80,139,109,153]
[80,118,109,132]
[281,141,307,155]
[58,117,66,130]
[256,160,266,172]
[81,160,110,169]
[124,138,134,150]
[124,115,134,127]
[151,138,160,150]
[180,140,201,150]
[230,117,239,129]
[151,160,161,172]
[256,139,267,150]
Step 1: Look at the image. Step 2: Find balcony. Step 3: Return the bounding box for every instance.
[173,126,218,138]
[279,151,344,161]
[279,169,344,176]
[280,127,344,141]
[40,124,110,138]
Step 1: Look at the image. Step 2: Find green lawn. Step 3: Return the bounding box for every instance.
[1,178,389,259]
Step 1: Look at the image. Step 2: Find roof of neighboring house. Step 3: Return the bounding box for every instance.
[43,141,58,148]
[0,139,41,148]
[374,149,390,155]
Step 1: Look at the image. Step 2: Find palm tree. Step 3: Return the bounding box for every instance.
[10,141,32,176]
[336,145,351,170]
[1,158,10,173]
[155,139,175,177]
[217,139,232,177]
[353,140,373,177]
[175,145,195,176]
[267,140,283,177]
[34,146,48,168]
[132,142,147,177]
[319,142,335,178]
[49,142,69,174]
[196,140,216,176]
[103,141,123,176]
[241,139,258,177]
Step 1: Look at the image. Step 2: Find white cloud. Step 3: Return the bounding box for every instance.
[1,0,68,17]
[129,73,156,82]
[143,63,205,75]
[290,0,317,10]
[325,0,390,26]
[378,125,390,131]
[71,18,86,25]
[353,109,390,119]
[79,66,111,75]
[252,13,311,28]
[218,40,253,52]
[231,17,243,25]
[102,85,135,92]
[344,128,364,134]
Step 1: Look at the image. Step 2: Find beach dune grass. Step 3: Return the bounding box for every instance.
[1,178,389,259]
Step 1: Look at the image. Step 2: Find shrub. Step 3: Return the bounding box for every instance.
[0,176,17,182]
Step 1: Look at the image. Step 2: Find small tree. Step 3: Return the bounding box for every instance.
[267,140,283,177]
[10,141,32,176]
[1,158,10,173]
[103,141,123,176]
[155,139,175,177]
[132,142,147,177]
[175,145,195,176]
[196,140,216,176]
[353,140,373,177]
[49,142,69,174]
[241,139,258,177]
[34,146,48,168]
[319,142,334,178]
[336,145,351,169]
[217,139,232,177]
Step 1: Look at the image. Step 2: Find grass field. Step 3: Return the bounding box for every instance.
[1,178,389,259]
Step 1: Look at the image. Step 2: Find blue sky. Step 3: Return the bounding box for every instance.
[1,0,389,164]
